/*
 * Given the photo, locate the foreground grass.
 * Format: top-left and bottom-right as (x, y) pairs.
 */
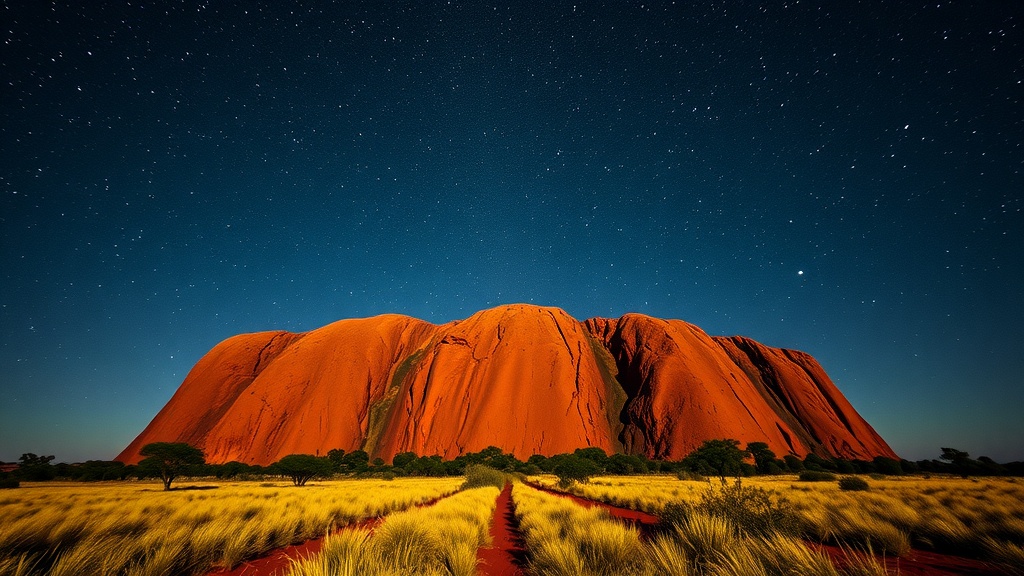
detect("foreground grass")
(513, 482), (883, 576)
(286, 485), (499, 576)
(0, 478), (461, 576)
(513, 482), (650, 575)
(534, 474), (1024, 569)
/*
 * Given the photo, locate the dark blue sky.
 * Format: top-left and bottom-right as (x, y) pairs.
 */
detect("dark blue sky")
(2, 2), (1021, 463)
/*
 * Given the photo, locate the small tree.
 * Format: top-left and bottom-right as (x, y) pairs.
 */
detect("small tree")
(339, 450), (369, 474)
(573, 447), (609, 471)
(392, 451), (417, 470)
(683, 439), (750, 479)
(606, 453), (648, 474)
(553, 454), (600, 487)
(273, 454), (333, 486)
(16, 453), (56, 481)
(138, 442), (205, 490)
(940, 447), (977, 477)
(746, 442), (778, 475)
(783, 454), (804, 472)
(872, 456), (903, 475)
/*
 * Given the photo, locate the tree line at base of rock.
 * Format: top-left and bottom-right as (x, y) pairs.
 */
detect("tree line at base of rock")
(3, 441), (1021, 490)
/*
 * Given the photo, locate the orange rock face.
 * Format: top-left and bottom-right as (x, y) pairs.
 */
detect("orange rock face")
(117, 304), (897, 465)
(585, 315), (898, 461)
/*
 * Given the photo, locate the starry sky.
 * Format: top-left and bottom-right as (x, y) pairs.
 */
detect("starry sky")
(2, 2), (1022, 464)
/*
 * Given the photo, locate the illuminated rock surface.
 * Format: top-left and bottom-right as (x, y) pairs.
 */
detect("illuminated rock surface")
(118, 304), (897, 464)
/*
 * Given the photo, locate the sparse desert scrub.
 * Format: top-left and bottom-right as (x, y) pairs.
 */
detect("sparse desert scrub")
(285, 485), (499, 576)
(514, 483), (849, 576)
(783, 476), (1024, 557)
(540, 474), (1024, 562)
(838, 477), (870, 492)
(0, 478), (461, 576)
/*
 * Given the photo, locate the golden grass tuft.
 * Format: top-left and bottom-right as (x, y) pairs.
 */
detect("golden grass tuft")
(982, 536), (1024, 576)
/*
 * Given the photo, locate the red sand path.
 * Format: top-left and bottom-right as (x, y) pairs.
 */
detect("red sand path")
(477, 484), (528, 576)
(204, 490), (452, 576)
(528, 482), (661, 536)
(812, 542), (1008, 576)
(205, 516), (383, 576)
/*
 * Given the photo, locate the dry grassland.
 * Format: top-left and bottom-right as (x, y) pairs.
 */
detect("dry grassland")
(513, 482), (886, 576)
(286, 485), (499, 576)
(0, 477), (461, 576)
(533, 474), (1024, 571)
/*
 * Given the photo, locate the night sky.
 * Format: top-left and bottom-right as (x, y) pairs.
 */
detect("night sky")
(2, 2), (1022, 464)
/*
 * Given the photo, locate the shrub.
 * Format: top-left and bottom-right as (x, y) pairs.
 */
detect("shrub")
(783, 454), (804, 472)
(799, 470), (837, 482)
(0, 477), (19, 489)
(461, 464), (507, 490)
(662, 479), (799, 538)
(552, 454), (600, 487)
(659, 501), (693, 528)
(839, 476), (870, 491)
(698, 479), (800, 537)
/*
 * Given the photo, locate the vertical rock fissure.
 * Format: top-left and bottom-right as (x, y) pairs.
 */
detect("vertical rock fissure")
(547, 310), (575, 362)
(252, 331), (288, 377)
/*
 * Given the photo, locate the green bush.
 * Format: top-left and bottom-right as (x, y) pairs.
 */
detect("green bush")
(700, 479), (800, 536)
(838, 476), (870, 491)
(798, 470), (837, 482)
(0, 477), (19, 489)
(271, 454), (333, 486)
(552, 454), (600, 488)
(659, 501), (693, 528)
(461, 464), (508, 490)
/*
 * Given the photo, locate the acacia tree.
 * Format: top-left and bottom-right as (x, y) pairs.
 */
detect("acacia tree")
(273, 454), (333, 486)
(17, 453), (56, 481)
(139, 442), (205, 490)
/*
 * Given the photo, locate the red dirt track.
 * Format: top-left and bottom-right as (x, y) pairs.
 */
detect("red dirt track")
(528, 482), (661, 536)
(812, 542), (1008, 576)
(206, 516), (383, 576)
(477, 484), (527, 576)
